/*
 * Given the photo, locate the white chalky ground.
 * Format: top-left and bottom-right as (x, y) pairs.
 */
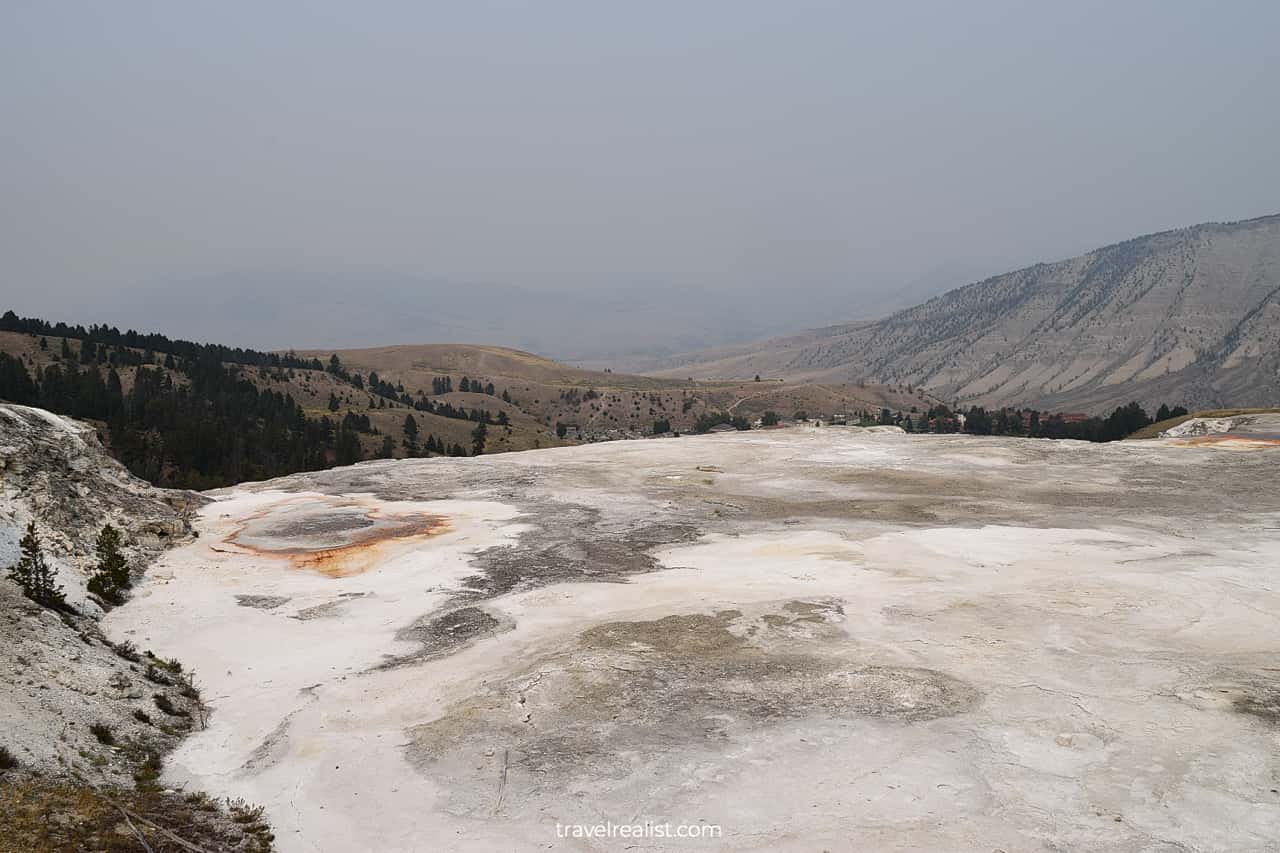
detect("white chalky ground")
(107, 429), (1280, 852)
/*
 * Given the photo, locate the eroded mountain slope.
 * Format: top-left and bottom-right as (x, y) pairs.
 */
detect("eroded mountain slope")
(653, 214), (1280, 412)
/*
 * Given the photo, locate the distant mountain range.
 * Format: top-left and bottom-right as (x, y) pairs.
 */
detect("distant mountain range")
(648, 215), (1280, 413)
(76, 274), (898, 366)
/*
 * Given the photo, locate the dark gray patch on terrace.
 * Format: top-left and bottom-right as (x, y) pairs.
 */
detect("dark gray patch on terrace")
(235, 595), (291, 610)
(1234, 685), (1280, 724)
(290, 597), (363, 621)
(380, 606), (512, 670)
(461, 501), (700, 597)
(1177, 677), (1280, 726)
(406, 603), (979, 814)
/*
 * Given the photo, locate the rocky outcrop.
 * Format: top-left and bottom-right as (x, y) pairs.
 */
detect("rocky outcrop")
(0, 404), (274, 849)
(0, 403), (205, 786)
(0, 404), (203, 612)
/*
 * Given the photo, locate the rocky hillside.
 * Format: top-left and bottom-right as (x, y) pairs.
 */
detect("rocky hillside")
(0, 404), (273, 850)
(0, 405), (201, 604)
(651, 214), (1280, 413)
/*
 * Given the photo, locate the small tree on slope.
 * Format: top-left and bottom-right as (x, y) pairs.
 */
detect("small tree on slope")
(87, 524), (131, 605)
(7, 522), (69, 611)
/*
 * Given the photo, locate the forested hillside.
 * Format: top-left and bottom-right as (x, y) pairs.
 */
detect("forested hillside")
(0, 312), (482, 488)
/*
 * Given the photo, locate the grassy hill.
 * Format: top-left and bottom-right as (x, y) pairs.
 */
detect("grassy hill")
(305, 343), (943, 440)
(0, 319), (937, 488)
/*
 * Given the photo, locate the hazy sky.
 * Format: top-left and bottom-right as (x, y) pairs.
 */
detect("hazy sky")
(3, 1), (1279, 353)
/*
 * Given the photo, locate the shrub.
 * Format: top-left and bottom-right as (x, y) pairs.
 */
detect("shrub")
(132, 709), (152, 725)
(0, 745), (18, 770)
(152, 694), (187, 717)
(133, 751), (162, 791)
(144, 664), (172, 685)
(153, 655), (183, 674)
(228, 798), (266, 824)
(184, 790), (217, 810)
(88, 723), (114, 745)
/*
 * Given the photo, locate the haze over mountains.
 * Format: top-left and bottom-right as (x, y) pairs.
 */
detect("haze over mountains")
(648, 215), (1280, 412)
(49, 269), (985, 366)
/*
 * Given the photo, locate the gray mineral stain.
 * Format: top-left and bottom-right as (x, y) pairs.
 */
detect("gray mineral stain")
(462, 502), (699, 596)
(1234, 685), (1280, 723)
(381, 606), (512, 669)
(235, 594), (292, 610)
(406, 602), (978, 813)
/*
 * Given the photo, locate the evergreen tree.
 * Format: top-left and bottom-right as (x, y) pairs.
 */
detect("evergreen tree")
(964, 407), (993, 435)
(471, 421), (488, 455)
(335, 426), (363, 466)
(7, 522), (68, 611)
(402, 414), (419, 455)
(87, 524), (130, 605)
(0, 353), (38, 403)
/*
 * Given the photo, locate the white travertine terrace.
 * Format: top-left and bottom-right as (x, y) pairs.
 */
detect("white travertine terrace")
(106, 429), (1280, 851)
